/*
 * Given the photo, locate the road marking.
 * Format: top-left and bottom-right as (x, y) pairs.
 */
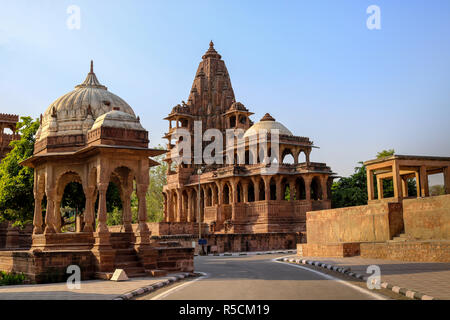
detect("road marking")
(273, 259), (386, 300)
(150, 272), (208, 300)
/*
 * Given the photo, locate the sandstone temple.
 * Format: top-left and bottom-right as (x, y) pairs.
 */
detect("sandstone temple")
(161, 42), (336, 249)
(0, 113), (19, 161)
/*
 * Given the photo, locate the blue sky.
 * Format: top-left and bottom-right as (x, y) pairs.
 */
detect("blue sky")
(1, 0), (449, 181)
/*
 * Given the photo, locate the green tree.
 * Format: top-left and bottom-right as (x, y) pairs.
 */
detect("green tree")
(0, 116), (39, 226)
(331, 162), (368, 208)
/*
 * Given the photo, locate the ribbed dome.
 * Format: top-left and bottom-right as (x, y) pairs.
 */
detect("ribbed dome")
(244, 113), (293, 138)
(36, 61), (136, 141)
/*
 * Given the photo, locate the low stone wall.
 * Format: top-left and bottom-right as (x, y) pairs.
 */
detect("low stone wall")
(297, 243), (361, 258)
(108, 222), (209, 236)
(360, 240), (450, 262)
(0, 250), (95, 283)
(0, 222), (32, 250)
(152, 232), (300, 254)
(305, 202), (403, 244)
(403, 194), (450, 240)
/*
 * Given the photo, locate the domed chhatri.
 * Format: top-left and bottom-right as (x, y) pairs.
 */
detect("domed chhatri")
(243, 113), (293, 138)
(34, 61), (144, 153)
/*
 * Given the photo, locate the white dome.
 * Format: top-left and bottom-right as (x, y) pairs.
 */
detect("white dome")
(91, 110), (144, 131)
(244, 113), (293, 138)
(37, 61), (136, 141)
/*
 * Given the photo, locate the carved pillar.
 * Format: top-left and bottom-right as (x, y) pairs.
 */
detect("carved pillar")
(293, 150), (300, 165)
(304, 176), (312, 201)
(320, 176), (328, 200)
(305, 149), (311, 166)
(415, 171), (421, 198)
(122, 187), (133, 232)
(54, 200), (61, 233)
(44, 188), (56, 234)
(136, 183), (149, 233)
(231, 180), (238, 220)
(289, 179), (296, 201)
(275, 176), (283, 201)
(242, 181), (249, 203)
(33, 191), (43, 234)
(187, 189), (193, 222)
(216, 182), (223, 223)
(96, 183), (109, 234)
(263, 176), (271, 201)
(253, 178), (260, 201)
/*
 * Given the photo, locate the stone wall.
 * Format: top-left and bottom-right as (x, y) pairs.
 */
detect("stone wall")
(360, 241), (450, 262)
(108, 222), (209, 236)
(0, 222), (32, 250)
(305, 202), (403, 244)
(152, 232), (300, 254)
(402, 194), (450, 240)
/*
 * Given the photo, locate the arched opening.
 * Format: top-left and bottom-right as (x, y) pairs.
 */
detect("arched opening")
(311, 176), (322, 201)
(56, 171), (85, 233)
(191, 189), (197, 222)
(269, 177), (277, 200)
(295, 177), (306, 200)
(239, 115), (247, 125)
(248, 181), (255, 202)
(207, 187), (212, 206)
(298, 151), (306, 163)
(281, 178), (290, 200)
(223, 184), (230, 204)
(259, 179), (265, 200)
(229, 116), (236, 128)
(282, 149), (294, 164)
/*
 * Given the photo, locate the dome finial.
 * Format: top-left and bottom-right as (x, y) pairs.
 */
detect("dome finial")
(209, 40), (214, 48)
(90, 60), (94, 73)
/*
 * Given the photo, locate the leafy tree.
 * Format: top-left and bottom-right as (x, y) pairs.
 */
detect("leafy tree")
(146, 147), (167, 222)
(331, 162), (368, 208)
(0, 117), (39, 226)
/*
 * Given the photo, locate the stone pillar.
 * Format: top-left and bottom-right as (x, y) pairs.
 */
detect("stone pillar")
(293, 150), (299, 165)
(402, 177), (409, 198)
(122, 187), (133, 232)
(444, 167), (450, 195)
(212, 186), (218, 206)
(216, 182), (223, 223)
(304, 176), (312, 201)
(415, 171), (421, 198)
(44, 188), (56, 234)
(377, 177), (384, 200)
(419, 166), (429, 197)
(242, 182), (249, 203)
(253, 178), (260, 201)
(136, 183), (149, 233)
(262, 176), (271, 201)
(96, 183), (109, 233)
(289, 179), (296, 201)
(305, 149), (311, 166)
(392, 162), (402, 200)
(176, 190), (182, 222)
(366, 168), (375, 201)
(275, 176), (283, 201)
(320, 176), (328, 200)
(231, 180), (238, 220)
(33, 192), (43, 234)
(83, 187), (95, 232)
(54, 200), (61, 233)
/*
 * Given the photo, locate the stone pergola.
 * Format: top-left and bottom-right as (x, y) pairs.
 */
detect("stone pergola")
(364, 155), (450, 202)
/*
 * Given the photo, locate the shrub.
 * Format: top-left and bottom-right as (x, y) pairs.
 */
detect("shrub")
(0, 271), (26, 286)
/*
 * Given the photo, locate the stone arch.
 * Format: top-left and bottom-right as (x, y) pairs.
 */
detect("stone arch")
(281, 177), (290, 200)
(248, 180), (255, 202)
(282, 148), (294, 164)
(311, 176), (322, 200)
(237, 182), (243, 203)
(55, 171), (85, 233)
(295, 177), (306, 200)
(223, 183), (230, 204)
(258, 178), (265, 201)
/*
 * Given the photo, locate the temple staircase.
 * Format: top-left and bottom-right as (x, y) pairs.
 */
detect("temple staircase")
(110, 233), (147, 277)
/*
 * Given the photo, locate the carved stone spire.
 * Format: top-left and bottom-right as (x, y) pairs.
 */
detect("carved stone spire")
(76, 60), (107, 90)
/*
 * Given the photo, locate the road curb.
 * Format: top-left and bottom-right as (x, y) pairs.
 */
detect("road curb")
(208, 250), (296, 257)
(278, 257), (437, 301)
(113, 272), (197, 300)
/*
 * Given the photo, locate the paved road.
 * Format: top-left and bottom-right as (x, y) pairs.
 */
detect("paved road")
(142, 254), (385, 300)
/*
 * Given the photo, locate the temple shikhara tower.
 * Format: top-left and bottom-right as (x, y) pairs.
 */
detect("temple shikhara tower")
(163, 42), (336, 235)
